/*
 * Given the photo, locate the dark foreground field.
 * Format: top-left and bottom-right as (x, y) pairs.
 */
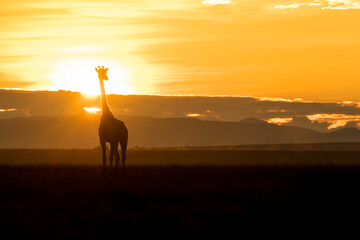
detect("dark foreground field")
(1, 149), (360, 237)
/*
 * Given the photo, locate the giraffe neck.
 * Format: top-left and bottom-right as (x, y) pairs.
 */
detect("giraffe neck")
(99, 79), (110, 113)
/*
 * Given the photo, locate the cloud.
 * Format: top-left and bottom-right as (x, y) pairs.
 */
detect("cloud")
(1, 0), (359, 99)
(3, 88), (360, 133)
(202, 0), (232, 4)
(0, 55), (39, 63)
(0, 8), (72, 18)
(0, 72), (36, 88)
(0, 108), (30, 118)
(272, 114), (360, 132)
(275, 3), (308, 9)
(0, 108), (17, 112)
(283, 116), (331, 132)
(0, 81), (36, 88)
(306, 113), (360, 129)
(3, 89), (360, 133)
(267, 118), (293, 124)
(256, 97), (306, 103)
(186, 113), (205, 117)
(275, 0), (360, 10)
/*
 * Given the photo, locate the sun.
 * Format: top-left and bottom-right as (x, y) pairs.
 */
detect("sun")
(46, 57), (137, 96)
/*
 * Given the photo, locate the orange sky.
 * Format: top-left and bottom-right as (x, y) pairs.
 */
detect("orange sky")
(0, 0), (359, 100)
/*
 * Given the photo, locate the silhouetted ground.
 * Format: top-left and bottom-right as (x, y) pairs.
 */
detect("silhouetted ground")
(1, 150), (360, 237)
(2, 149), (360, 166)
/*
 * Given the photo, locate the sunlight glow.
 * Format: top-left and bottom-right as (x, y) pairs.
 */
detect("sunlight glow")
(46, 57), (137, 96)
(84, 107), (101, 114)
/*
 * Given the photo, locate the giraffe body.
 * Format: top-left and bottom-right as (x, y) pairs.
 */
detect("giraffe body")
(96, 66), (128, 176)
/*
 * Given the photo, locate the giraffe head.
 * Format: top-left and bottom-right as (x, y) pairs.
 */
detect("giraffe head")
(95, 66), (109, 81)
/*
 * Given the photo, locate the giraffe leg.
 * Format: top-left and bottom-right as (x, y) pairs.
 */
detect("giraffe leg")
(112, 142), (120, 176)
(121, 148), (126, 176)
(120, 134), (127, 176)
(101, 140), (106, 176)
(109, 144), (114, 174)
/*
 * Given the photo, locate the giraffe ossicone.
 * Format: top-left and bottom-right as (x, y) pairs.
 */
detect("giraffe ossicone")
(95, 66), (109, 81)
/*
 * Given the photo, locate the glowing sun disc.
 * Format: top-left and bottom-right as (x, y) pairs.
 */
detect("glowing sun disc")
(46, 57), (136, 95)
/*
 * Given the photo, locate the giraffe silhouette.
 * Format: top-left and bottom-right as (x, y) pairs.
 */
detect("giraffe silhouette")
(95, 66), (128, 176)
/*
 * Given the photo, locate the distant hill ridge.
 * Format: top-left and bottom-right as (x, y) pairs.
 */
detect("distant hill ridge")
(1, 115), (360, 148)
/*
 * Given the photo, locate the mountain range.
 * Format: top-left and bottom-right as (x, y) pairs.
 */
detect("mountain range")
(1, 115), (360, 148)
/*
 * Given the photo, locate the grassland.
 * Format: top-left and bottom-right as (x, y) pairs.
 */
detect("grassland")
(1, 149), (360, 237)
(2, 148), (360, 166)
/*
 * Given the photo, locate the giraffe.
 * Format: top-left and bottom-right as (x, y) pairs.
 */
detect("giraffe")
(95, 66), (128, 176)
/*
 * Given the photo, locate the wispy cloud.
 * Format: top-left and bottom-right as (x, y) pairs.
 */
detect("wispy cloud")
(186, 113), (205, 117)
(202, 0), (232, 5)
(275, 0), (360, 10)
(1, 0), (359, 99)
(256, 97), (307, 103)
(0, 108), (16, 112)
(270, 113), (360, 131)
(306, 113), (360, 129)
(267, 118), (293, 124)
(0, 72), (35, 88)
